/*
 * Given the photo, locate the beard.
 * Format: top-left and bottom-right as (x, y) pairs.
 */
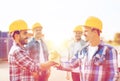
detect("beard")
(19, 37), (28, 45)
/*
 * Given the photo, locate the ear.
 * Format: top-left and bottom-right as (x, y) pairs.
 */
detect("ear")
(93, 30), (100, 36)
(91, 29), (97, 33)
(14, 33), (20, 39)
(94, 30), (98, 34)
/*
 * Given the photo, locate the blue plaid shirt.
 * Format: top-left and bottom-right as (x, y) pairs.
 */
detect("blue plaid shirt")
(62, 41), (119, 81)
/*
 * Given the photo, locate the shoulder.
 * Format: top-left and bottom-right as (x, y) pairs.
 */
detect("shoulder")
(66, 39), (75, 48)
(9, 44), (25, 56)
(80, 39), (87, 46)
(28, 38), (35, 43)
(99, 42), (118, 55)
(101, 42), (116, 51)
(79, 43), (89, 54)
(26, 38), (39, 48)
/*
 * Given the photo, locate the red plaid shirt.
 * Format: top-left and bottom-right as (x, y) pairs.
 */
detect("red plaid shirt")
(8, 42), (40, 81)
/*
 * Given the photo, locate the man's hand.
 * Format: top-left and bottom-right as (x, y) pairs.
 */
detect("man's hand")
(54, 64), (72, 71)
(32, 72), (40, 80)
(40, 61), (57, 71)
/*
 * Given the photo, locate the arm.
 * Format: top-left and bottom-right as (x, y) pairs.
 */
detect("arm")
(14, 50), (40, 72)
(14, 50), (55, 72)
(57, 52), (81, 71)
(109, 48), (119, 80)
(104, 47), (119, 80)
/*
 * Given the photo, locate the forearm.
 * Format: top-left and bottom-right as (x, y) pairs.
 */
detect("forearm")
(40, 61), (57, 71)
(57, 58), (80, 71)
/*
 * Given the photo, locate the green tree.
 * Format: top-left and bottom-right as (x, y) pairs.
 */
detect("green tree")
(114, 32), (120, 44)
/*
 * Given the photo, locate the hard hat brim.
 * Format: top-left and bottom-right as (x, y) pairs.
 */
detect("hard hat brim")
(80, 25), (102, 32)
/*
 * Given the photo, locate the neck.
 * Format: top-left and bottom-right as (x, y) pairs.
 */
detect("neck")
(15, 40), (24, 48)
(75, 38), (81, 42)
(35, 37), (40, 40)
(34, 36), (42, 40)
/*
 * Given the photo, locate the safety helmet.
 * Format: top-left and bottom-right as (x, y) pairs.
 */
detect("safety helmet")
(32, 22), (42, 30)
(84, 16), (102, 32)
(9, 19), (28, 33)
(73, 25), (83, 32)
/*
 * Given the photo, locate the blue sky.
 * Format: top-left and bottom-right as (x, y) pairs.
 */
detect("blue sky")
(0, 0), (120, 42)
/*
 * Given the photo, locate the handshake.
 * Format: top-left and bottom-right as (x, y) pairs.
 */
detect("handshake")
(32, 51), (61, 79)
(40, 50), (61, 71)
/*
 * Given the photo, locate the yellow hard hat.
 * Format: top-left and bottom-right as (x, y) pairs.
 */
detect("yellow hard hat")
(73, 25), (83, 32)
(84, 16), (102, 32)
(32, 22), (42, 30)
(9, 19), (28, 33)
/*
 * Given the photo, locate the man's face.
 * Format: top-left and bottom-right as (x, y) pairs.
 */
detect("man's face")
(33, 27), (43, 39)
(83, 26), (94, 41)
(74, 31), (82, 41)
(19, 30), (28, 45)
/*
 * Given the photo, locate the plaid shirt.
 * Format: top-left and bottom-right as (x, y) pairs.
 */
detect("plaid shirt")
(68, 39), (86, 73)
(8, 42), (40, 81)
(62, 41), (119, 81)
(26, 38), (49, 63)
(26, 38), (50, 81)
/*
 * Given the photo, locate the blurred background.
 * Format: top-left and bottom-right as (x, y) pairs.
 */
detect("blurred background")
(0, 0), (120, 81)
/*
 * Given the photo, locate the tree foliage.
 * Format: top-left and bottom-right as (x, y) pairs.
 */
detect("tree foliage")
(114, 32), (120, 44)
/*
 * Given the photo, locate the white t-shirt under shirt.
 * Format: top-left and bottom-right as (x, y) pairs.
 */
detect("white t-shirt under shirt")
(37, 40), (45, 63)
(88, 45), (98, 62)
